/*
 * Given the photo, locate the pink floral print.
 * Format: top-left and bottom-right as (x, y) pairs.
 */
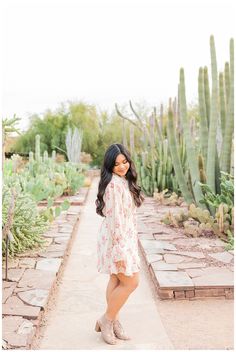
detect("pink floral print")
(97, 173), (141, 277)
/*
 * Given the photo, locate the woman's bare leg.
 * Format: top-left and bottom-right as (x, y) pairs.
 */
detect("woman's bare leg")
(105, 272), (139, 321)
(106, 274), (120, 319)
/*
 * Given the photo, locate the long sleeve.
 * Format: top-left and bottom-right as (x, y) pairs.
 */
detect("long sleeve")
(104, 180), (128, 262)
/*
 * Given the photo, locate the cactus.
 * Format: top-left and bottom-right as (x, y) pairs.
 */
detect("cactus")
(43, 150), (48, 162)
(203, 66), (211, 127)
(35, 134), (41, 163)
(65, 127), (83, 163)
(198, 67), (208, 164)
(183, 223), (201, 237)
(179, 69), (205, 207)
(52, 150), (56, 162)
(2, 185), (48, 257)
(167, 100), (194, 204)
(224, 62), (230, 106)
(219, 71), (226, 137)
(220, 38), (234, 173)
(206, 36), (219, 193)
(29, 151), (34, 163)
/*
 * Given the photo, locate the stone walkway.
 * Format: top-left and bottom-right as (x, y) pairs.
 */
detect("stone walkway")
(32, 176), (173, 349)
(137, 198), (234, 300)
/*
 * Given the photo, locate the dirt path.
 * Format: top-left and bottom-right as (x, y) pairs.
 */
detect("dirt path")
(33, 177), (234, 350)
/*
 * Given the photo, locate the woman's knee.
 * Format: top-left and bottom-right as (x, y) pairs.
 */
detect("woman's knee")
(110, 274), (119, 284)
(117, 272), (140, 291)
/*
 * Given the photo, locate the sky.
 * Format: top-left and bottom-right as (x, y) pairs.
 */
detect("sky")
(1, 0), (235, 131)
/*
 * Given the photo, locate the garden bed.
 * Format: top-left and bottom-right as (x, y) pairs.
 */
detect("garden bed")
(2, 186), (90, 350)
(137, 197), (234, 300)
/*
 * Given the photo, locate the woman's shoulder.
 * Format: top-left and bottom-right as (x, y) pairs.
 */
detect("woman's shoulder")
(106, 174), (125, 191)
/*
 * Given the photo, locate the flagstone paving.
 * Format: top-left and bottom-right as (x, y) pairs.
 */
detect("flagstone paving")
(2, 186), (90, 350)
(137, 197), (234, 300)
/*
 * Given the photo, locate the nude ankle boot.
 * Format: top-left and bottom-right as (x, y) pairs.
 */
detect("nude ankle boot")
(113, 320), (131, 340)
(95, 314), (118, 345)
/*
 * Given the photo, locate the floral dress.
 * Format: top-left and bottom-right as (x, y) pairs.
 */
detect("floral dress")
(97, 173), (141, 277)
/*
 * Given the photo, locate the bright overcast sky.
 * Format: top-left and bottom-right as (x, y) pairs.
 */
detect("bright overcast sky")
(2, 0), (235, 131)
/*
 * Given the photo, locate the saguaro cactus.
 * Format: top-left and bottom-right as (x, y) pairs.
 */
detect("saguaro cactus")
(167, 100), (194, 204)
(179, 68), (205, 207)
(198, 67), (209, 164)
(206, 35), (219, 193)
(35, 134), (41, 163)
(220, 38), (234, 173)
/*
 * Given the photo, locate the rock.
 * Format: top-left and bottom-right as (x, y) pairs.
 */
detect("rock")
(2, 316), (24, 331)
(154, 271), (194, 289)
(151, 261), (178, 271)
(146, 254), (163, 264)
(18, 258), (36, 269)
(3, 332), (28, 348)
(5, 296), (25, 306)
(59, 225), (74, 233)
(17, 320), (34, 334)
(185, 268), (204, 278)
(169, 251), (206, 259)
(54, 237), (70, 244)
(39, 251), (65, 258)
(18, 269), (56, 290)
(18, 289), (49, 307)
(140, 239), (176, 251)
(164, 254), (193, 264)
(36, 258), (62, 272)
(2, 304), (40, 318)
(5, 268), (25, 282)
(140, 247), (165, 254)
(2, 282), (17, 303)
(138, 234), (155, 240)
(177, 262), (206, 269)
(192, 268), (233, 287)
(208, 252), (233, 264)
(47, 244), (67, 252)
(153, 234), (183, 241)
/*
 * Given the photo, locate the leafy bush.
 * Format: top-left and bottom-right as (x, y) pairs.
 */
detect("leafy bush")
(2, 185), (49, 257)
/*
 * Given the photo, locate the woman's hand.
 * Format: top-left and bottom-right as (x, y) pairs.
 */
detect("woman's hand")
(115, 260), (126, 271)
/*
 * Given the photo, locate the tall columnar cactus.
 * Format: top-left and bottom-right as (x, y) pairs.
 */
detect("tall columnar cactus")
(65, 127), (83, 163)
(29, 151), (34, 163)
(129, 124), (135, 157)
(28, 151), (34, 175)
(220, 38), (234, 173)
(43, 150), (48, 162)
(224, 62), (230, 106)
(198, 67), (209, 164)
(179, 68), (206, 207)
(219, 71), (226, 137)
(167, 101), (194, 203)
(52, 150), (56, 162)
(206, 36), (219, 193)
(203, 66), (211, 127)
(35, 134), (41, 163)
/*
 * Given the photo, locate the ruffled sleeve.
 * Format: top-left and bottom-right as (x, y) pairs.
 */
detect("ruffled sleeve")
(104, 180), (128, 262)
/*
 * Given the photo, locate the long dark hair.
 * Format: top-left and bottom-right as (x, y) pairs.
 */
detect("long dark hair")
(95, 143), (144, 217)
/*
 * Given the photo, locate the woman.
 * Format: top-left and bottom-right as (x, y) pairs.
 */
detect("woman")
(95, 143), (144, 345)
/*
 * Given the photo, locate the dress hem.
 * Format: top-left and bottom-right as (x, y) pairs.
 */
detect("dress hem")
(98, 268), (140, 277)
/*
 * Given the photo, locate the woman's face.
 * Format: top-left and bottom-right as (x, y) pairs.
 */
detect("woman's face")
(113, 154), (130, 177)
